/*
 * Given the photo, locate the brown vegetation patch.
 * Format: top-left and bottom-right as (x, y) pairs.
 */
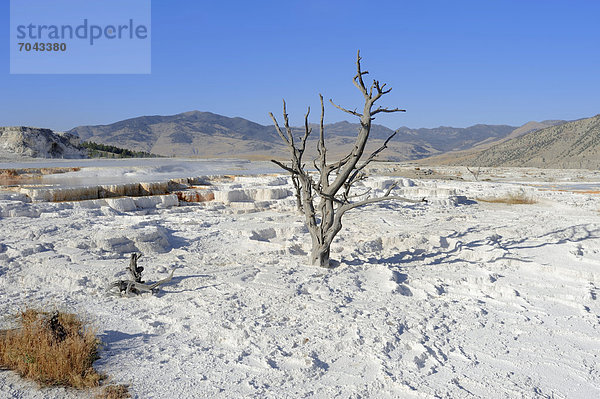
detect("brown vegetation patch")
(573, 190), (600, 195)
(476, 192), (538, 205)
(0, 169), (31, 185)
(537, 188), (600, 195)
(96, 384), (131, 399)
(0, 169), (18, 177)
(0, 167), (80, 186)
(208, 175), (235, 183)
(0, 309), (103, 388)
(175, 190), (215, 202)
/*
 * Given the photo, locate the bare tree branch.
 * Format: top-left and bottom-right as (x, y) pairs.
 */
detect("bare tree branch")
(327, 153), (353, 173)
(371, 106), (406, 115)
(329, 99), (363, 117)
(353, 50), (369, 97)
(299, 107), (311, 156)
(317, 95), (327, 169)
(341, 186), (373, 201)
(347, 131), (398, 188)
(269, 112), (290, 145)
(281, 100), (294, 148)
(270, 159), (296, 174)
(370, 80), (393, 102)
(383, 182), (398, 196)
(313, 159), (321, 173)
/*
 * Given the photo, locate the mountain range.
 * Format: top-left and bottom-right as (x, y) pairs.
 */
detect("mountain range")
(67, 111), (517, 161)
(420, 119), (567, 165)
(4, 110), (599, 169)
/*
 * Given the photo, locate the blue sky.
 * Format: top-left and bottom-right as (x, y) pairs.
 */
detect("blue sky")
(1, 0), (599, 131)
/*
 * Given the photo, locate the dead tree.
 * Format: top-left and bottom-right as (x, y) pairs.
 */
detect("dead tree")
(466, 166), (482, 181)
(270, 51), (425, 267)
(107, 253), (174, 296)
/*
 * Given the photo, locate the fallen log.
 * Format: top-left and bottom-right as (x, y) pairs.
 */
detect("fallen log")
(107, 253), (175, 296)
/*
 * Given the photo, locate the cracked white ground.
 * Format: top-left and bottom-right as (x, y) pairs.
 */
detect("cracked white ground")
(0, 163), (599, 398)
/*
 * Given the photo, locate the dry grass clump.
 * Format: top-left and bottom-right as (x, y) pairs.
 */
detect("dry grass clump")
(96, 384), (131, 399)
(0, 308), (103, 388)
(477, 192), (538, 205)
(0, 167), (81, 186)
(0, 169), (25, 185)
(0, 169), (18, 177)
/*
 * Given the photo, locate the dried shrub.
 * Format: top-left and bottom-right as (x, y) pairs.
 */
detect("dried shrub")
(0, 169), (18, 177)
(0, 169), (24, 185)
(477, 192), (537, 205)
(175, 190), (215, 202)
(96, 384), (131, 399)
(0, 309), (103, 388)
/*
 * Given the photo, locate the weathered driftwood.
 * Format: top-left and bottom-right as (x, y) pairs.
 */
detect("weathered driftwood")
(107, 253), (175, 296)
(270, 50), (426, 267)
(129, 253), (144, 283)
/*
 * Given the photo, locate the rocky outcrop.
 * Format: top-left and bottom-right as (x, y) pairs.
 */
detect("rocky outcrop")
(0, 126), (87, 159)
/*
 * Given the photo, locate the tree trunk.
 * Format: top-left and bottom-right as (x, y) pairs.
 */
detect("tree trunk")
(291, 174), (302, 213)
(310, 244), (331, 268)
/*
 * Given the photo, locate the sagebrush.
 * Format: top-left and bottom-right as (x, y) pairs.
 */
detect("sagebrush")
(0, 308), (103, 388)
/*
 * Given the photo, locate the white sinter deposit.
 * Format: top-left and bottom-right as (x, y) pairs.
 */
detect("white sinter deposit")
(0, 163), (599, 398)
(0, 127), (86, 159)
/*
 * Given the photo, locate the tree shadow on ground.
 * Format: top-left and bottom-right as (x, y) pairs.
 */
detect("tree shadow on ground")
(342, 223), (600, 268)
(94, 330), (159, 367)
(156, 274), (223, 297)
(100, 330), (156, 346)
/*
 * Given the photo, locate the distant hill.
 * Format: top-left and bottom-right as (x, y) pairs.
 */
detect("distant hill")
(394, 124), (516, 152)
(503, 120), (567, 141)
(67, 111), (518, 161)
(0, 126), (86, 159)
(68, 111), (281, 158)
(421, 119), (567, 165)
(466, 115), (600, 169)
